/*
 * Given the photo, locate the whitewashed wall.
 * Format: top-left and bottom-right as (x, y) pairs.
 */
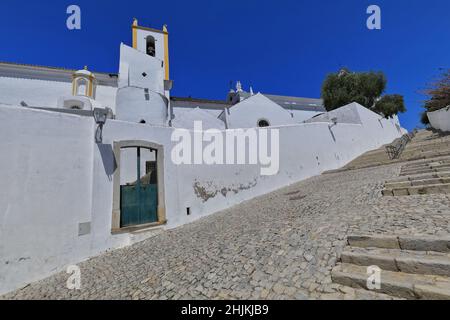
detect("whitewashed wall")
(427, 106), (450, 132)
(171, 108), (226, 130)
(0, 102), (404, 294)
(306, 102), (362, 124)
(227, 93), (296, 128)
(0, 77), (117, 111)
(291, 109), (322, 123)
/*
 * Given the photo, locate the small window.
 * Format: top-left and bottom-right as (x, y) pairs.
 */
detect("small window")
(146, 36), (156, 57)
(257, 119), (270, 127)
(77, 78), (87, 96)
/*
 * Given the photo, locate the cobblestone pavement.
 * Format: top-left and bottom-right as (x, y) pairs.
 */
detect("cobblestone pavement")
(3, 163), (450, 300)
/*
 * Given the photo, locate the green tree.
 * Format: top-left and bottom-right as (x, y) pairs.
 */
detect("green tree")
(374, 95), (406, 119)
(321, 69), (406, 118)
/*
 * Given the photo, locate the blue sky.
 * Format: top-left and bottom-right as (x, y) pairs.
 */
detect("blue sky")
(0, 0), (449, 130)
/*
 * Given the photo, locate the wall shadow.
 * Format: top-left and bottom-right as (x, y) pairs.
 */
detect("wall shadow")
(97, 143), (117, 181)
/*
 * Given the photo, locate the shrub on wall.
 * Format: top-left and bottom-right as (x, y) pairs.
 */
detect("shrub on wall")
(422, 69), (450, 112)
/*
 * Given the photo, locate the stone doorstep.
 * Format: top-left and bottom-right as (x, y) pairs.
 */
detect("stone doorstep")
(340, 247), (450, 277)
(382, 182), (450, 196)
(347, 234), (450, 253)
(331, 263), (450, 300)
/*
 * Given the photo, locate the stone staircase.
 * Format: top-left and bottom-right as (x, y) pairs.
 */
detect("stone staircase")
(327, 129), (450, 173)
(325, 129), (450, 196)
(331, 234), (450, 299)
(382, 156), (450, 196)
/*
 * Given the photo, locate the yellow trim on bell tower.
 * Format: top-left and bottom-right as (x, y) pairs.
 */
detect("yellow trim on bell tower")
(163, 24), (170, 81)
(132, 18), (138, 49)
(131, 19), (170, 80)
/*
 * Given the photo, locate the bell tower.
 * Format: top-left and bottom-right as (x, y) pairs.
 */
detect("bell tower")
(132, 19), (170, 81)
(115, 19), (172, 126)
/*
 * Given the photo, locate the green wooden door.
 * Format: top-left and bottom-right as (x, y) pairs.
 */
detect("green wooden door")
(120, 147), (158, 227)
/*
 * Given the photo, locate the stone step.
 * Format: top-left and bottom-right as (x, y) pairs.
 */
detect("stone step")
(412, 138), (450, 146)
(384, 177), (450, 189)
(347, 152), (450, 172)
(401, 148), (450, 158)
(340, 247), (450, 277)
(400, 169), (450, 177)
(347, 234), (450, 252)
(402, 143), (450, 155)
(382, 182), (450, 196)
(403, 159), (450, 170)
(319, 285), (403, 300)
(325, 131), (450, 173)
(401, 167), (450, 176)
(400, 148), (450, 159)
(400, 166), (450, 176)
(401, 154), (450, 166)
(386, 171), (450, 183)
(409, 134), (450, 144)
(402, 162), (450, 172)
(406, 138), (450, 147)
(331, 263), (450, 299)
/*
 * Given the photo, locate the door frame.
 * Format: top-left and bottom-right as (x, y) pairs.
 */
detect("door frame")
(112, 140), (166, 232)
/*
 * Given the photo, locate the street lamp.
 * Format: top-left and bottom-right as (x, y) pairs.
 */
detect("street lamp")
(93, 108), (109, 144)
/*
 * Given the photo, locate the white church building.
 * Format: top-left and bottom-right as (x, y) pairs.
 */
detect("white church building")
(0, 20), (406, 294)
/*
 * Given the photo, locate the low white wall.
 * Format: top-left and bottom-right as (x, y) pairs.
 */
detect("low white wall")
(305, 102), (362, 124)
(428, 106), (450, 132)
(0, 102), (404, 294)
(0, 77), (117, 112)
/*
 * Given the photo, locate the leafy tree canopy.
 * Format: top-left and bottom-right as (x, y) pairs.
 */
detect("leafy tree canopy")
(374, 94), (406, 119)
(321, 69), (406, 118)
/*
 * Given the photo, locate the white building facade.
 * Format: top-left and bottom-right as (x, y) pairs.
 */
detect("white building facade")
(0, 20), (406, 294)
